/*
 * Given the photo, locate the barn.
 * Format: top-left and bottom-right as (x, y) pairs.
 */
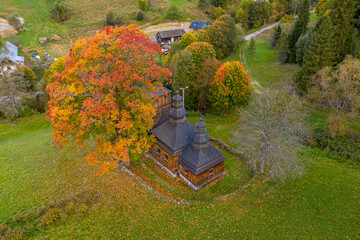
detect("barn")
(156, 29), (185, 45)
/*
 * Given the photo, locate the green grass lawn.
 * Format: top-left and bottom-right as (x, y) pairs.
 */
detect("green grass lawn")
(1, 115), (360, 238)
(244, 41), (300, 87)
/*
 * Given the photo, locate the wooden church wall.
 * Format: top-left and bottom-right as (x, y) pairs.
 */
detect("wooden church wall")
(149, 142), (179, 174)
(181, 162), (224, 187)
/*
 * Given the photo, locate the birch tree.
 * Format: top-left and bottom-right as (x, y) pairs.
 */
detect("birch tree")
(233, 85), (310, 182)
(309, 56), (360, 138)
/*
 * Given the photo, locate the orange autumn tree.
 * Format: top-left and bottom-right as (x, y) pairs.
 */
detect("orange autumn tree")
(46, 25), (171, 174)
(210, 61), (251, 111)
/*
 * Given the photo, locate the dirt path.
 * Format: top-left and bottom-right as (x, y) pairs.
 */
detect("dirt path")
(239, 42), (264, 94)
(141, 21), (191, 35)
(0, 18), (8, 24)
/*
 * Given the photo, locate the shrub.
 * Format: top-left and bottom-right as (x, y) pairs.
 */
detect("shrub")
(106, 11), (125, 26)
(0, 223), (8, 235)
(12, 214), (25, 223)
(77, 203), (89, 213)
(19, 65), (37, 90)
(138, 0), (149, 11)
(280, 14), (294, 23)
(211, 0), (228, 8)
(64, 202), (76, 214)
(165, 5), (180, 20)
(198, 0), (208, 8)
(136, 11), (145, 21)
(8, 35), (21, 47)
(1, 227), (26, 240)
(7, 13), (21, 30)
(38, 208), (67, 227)
(51, 0), (71, 23)
(313, 128), (360, 162)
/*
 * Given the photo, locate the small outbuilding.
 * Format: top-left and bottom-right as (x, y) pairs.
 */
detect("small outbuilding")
(156, 29), (185, 45)
(39, 37), (47, 44)
(50, 33), (61, 41)
(0, 41), (24, 64)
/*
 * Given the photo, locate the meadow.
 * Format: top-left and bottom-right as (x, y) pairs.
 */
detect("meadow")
(1, 13), (360, 239)
(1, 40), (360, 236)
(0, 0), (204, 55)
(1, 113), (360, 238)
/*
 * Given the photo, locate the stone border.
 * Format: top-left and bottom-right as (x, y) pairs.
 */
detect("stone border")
(209, 136), (246, 159)
(179, 171), (226, 191)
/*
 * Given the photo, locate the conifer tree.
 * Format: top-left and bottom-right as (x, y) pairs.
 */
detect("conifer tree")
(276, 32), (289, 64)
(298, 0), (357, 92)
(327, 0), (357, 64)
(248, 38), (256, 61)
(288, 0), (310, 63)
(270, 25), (282, 49)
(295, 31), (314, 66)
(297, 17), (334, 91)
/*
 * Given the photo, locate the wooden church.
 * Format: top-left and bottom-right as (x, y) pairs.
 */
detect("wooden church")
(146, 89), (225, 191)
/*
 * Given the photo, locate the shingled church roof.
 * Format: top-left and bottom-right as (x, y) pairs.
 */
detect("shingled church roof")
(150, 92), (195, 151)
(151, 92), (224, 175)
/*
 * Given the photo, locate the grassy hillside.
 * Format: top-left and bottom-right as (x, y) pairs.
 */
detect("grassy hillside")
(1, 114), (360, 239)
(0, 0), (205, 52)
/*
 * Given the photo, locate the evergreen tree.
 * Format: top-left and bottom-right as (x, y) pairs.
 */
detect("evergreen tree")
(327, 0), (357, 64)
(136, 11), (144, 21)
(298, 0), (357, 92)
(297, 17), (334, 92)
(248, 38), (256, 61)
(276, 32), (289, 64)
(296, 31), (314, 65)
(288, 0), (310, 63)
(270, 25), (282, 49)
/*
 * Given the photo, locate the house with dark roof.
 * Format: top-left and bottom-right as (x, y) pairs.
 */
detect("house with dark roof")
(156, 29), (185, 45)
(189, 21), (211, 31)
(147, 91), (225, 191)
(0, 41), (24, 64)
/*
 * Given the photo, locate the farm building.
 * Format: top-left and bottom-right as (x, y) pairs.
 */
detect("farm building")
(39, 37), (47, 44)
(156, 29), (185, 45)
(0, 41), (24, 64)
(147, 91), (225, 191)
(50, 33), (61, 41)
(189, 21), (211, 31)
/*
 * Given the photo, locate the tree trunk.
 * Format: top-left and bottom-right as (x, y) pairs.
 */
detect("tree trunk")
(259, 144), (268, 174)
(259, 154), (265, 174)
(9, 87), (19, 118)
